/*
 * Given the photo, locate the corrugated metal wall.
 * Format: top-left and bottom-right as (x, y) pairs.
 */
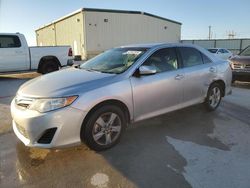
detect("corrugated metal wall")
(182, 39), (250, 54)
(36, 12), (84, 56)
(54, 12), (84, 56)
(36, 25), (56, 46)
(85, 11), (181, 58)
(36, 10), (181, 59)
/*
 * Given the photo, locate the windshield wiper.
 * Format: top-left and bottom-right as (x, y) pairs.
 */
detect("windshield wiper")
(81, 68), (99, 72)
(81, 68), (115, 74)
(98, 70), (116, 74)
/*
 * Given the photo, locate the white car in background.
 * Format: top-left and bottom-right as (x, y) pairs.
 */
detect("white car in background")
(208, 48), (233, 60)
(0, 33), (73, 74)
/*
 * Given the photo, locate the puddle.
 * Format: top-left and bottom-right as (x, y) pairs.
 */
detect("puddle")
(166, 115), (250, 188)
(0, 104), (12, 135)
(91, 173), (110, 188)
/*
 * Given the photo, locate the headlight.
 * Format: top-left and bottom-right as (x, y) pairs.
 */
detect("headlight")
(228, 60), (234, 69)
(28, 96), (78, 113)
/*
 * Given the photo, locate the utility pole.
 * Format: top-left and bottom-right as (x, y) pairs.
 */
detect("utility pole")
(208, 26), (212, 40)
(228, 31), (236, 39)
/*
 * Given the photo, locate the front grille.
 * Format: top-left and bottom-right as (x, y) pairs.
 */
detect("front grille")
(232, 63), (250, 71)
(17, 103), (30, 108)
(37, 128), (57, 144)
(246, 64), (250, 69)
(16, 123), (29, 139)
(15, 96), (34, 110)
(232, 63), (242, 69)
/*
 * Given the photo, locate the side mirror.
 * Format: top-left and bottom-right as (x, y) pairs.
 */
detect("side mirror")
(139, 65), (157, 75)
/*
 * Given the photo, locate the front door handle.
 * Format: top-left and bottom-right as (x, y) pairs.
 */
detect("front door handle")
(175, 74), (184, 80)
(209, 67), (217, 73)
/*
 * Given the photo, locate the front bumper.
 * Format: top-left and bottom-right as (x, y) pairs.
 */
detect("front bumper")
(232, 70), (250, 81)
(11, 99), (87, 148)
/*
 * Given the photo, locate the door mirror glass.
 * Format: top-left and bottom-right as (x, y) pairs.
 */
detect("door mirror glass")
(139, 65), (157, 75)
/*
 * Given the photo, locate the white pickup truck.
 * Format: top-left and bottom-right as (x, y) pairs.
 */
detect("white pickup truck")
(0, 33), (73, 74)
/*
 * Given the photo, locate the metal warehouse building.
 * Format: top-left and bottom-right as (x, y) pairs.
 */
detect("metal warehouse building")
(36, 8), (181, 60)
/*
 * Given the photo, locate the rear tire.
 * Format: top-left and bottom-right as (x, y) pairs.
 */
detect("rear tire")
(81, 105), (126, 151)
(41, 61), (59, 74)
(204, 83), (222, 111)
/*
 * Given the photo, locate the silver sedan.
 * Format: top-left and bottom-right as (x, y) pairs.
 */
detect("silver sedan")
(11, 43), (232, 151)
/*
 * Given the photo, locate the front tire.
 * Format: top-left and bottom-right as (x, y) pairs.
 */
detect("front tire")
(81, 105), (126, 151)
(204, 83), (222, 111)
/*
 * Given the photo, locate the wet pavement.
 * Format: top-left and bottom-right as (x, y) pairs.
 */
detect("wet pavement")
(0, 73), (250, 188)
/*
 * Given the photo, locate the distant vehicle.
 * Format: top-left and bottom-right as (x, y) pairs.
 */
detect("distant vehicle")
(0, 33), (73, 74)
(229, 45), (250, 82)
(208, 48), (233, 60)
(11, 43), (232, 151)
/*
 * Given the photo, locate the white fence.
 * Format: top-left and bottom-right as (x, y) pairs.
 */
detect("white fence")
(181, 39), (250, 54)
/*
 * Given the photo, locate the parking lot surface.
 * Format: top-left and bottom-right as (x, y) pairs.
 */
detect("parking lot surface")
(0, 72), (250, 188)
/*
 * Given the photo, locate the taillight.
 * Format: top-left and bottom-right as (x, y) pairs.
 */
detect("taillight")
(68, 48), (73, 56)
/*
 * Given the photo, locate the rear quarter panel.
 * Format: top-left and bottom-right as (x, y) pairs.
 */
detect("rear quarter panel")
(29, 46), (71, 69)
(215, 60), (232, 95)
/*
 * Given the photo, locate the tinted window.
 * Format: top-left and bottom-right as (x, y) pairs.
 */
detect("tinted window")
(202, 54), (212, 64)
(179, 47), (203, 67)
(208, 49), (218, 53)
(218, 49), (224, 53)
(143, 48), (178, 73)
(222, 49), (229, 53)
(0, 35), (21, 48)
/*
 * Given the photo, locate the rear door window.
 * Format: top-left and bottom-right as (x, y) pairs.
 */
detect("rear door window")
(0, 35), (21, 48)
(202, 54), (212, 64)
(222, 49), (229, 53)
(179, 47), (204, 67)
(218, 49), (224, 53)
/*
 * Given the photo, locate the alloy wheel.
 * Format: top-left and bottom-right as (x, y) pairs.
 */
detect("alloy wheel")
(208, 86), (221, 108)
(92, 112), (122, 146)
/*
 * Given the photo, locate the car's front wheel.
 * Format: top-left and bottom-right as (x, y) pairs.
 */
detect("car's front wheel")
(81, 105), (126, 151)
(204, 83), (222, 111)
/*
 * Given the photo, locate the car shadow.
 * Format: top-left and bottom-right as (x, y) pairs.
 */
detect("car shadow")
(0, 77), (31, 105)
(11, 104), (230, 188)
(101, 104), (229, 188)
(232, 81), (250, 89)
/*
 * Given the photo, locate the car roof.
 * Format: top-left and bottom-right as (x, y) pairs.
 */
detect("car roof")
(119, 43), (220, 62)
(208, 48), (220, 50)
(120, 43), (205, 49)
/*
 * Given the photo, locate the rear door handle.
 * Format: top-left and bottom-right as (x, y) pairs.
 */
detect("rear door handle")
(209, 67), (217, 73)
(175, 74), (184, 80)
(15, 50), (23, 54)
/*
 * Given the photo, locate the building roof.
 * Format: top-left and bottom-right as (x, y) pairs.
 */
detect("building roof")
(36, 8), (182, 31)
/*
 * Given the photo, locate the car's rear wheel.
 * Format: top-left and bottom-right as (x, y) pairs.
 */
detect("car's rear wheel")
(204, 83), (222, 111)
(82, 105), (126, 151)
(41, 61), (59, 74)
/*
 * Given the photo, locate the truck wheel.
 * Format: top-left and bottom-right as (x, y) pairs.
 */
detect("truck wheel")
(41, 61), (59, 74)
(204, 83), (222, 111)
(81, 105), (126, 151)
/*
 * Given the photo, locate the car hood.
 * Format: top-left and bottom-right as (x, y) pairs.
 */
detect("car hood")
(17, 68), (117, 98)
(230, 55), (250, 64)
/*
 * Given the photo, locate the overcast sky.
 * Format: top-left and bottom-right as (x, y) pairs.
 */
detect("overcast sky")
(0, 0), (249, 45)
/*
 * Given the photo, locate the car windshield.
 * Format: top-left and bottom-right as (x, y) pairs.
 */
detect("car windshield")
(208, 49), (218, 53)
(239, 46), (250, 56)
(80, 47), (148, 74)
